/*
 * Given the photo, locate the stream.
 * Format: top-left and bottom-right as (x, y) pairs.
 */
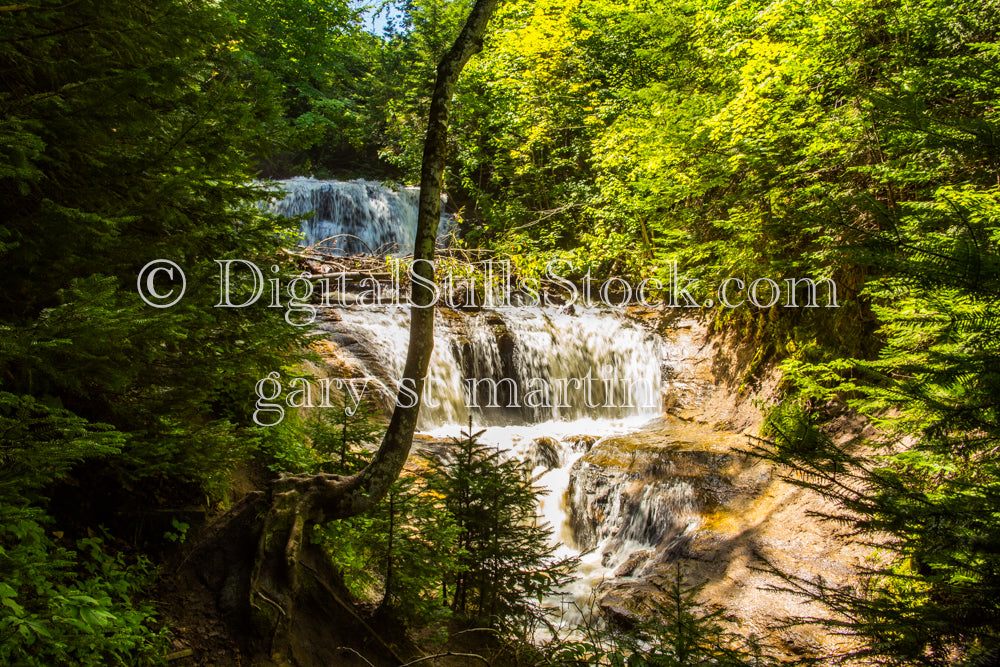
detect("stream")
(273, 178), (747, 635)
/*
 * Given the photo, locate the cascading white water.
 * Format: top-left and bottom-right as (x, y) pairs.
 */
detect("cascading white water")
(571, 479), (699, 555)
(270, 177), (455, 255)
(297, 177), (704, 637)
(502, 308), (661, 423)
(331, 306), (662, 428)
(327, 303), (700, 636)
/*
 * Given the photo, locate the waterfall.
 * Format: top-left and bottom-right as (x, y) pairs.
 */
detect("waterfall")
(329, 305), (663, 428)
(326, 303), (686, 635)
(270, 177), (455, 255)
(570, 478), (699, 556)
(300, 179), (712, 638)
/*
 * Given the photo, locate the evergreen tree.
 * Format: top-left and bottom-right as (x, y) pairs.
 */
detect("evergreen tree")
(629, 566), (780, 667)
(429, 423), (576, 632)
(0, 0), (306, 489)
(744, 0), (1000, 661)
(378, 0), (472, 178)
(0, 1), (305, 661)
(225, 0), (389, 175)
(311, 396), (461, 628)
(307, 393), (383, 474)
(316, 469), (463, 628)
(549, 565), (779, 666)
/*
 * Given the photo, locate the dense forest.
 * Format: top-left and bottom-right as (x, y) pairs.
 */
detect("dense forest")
(1, 0), (998, 665)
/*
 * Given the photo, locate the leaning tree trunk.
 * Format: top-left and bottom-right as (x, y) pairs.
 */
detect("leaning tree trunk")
(246, 0), (501, 660)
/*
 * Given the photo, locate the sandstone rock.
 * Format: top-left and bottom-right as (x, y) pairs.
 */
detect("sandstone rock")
(526, 436), (561, 471)
(614, 549), (652, 577)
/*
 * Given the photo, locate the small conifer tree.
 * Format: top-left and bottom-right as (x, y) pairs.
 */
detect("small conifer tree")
(429, 422), (576, 632)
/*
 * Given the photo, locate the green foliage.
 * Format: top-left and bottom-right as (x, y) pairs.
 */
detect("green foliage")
(316, 423), (576, 637)
(546, 566), (779, 666)
(0, 511), (168, 667)
(1, 0), (308, 490)
(429, 424), (576, 634)
(0, 1), (311, 661)
(444, 0), (995, 362)
(312, 396), (460, 628)
(376, 0), (472, 176)
(317, 469), (462, 628)
(0, 393), (167, 664)
(753, 185), (1000, 662)
(225, 0), (389, 174)
(163, 519), (190, 544)
(308, 393), (384, 474)
(0, 392), (124, 500)
(623, 566), (777, 666)
(223, 0), (480, 178)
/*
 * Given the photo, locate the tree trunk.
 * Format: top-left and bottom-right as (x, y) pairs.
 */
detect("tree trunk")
(381, 490), (396, 612)
(246, 0), (501, 658)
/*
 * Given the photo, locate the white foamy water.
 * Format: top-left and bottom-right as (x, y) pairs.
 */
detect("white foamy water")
(325, 304), (695, 638)
(423, 416), (658, 636)
(270, 178), (454, 255)
(332, 306), (663, 428)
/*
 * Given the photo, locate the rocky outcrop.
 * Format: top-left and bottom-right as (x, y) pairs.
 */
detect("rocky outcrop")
(566, 418), (769, 576)
(558, 413), (867, 659)
(526, 436), (562, 471)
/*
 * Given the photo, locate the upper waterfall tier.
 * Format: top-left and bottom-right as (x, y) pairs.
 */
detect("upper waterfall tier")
(271, 177), (455, 255)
